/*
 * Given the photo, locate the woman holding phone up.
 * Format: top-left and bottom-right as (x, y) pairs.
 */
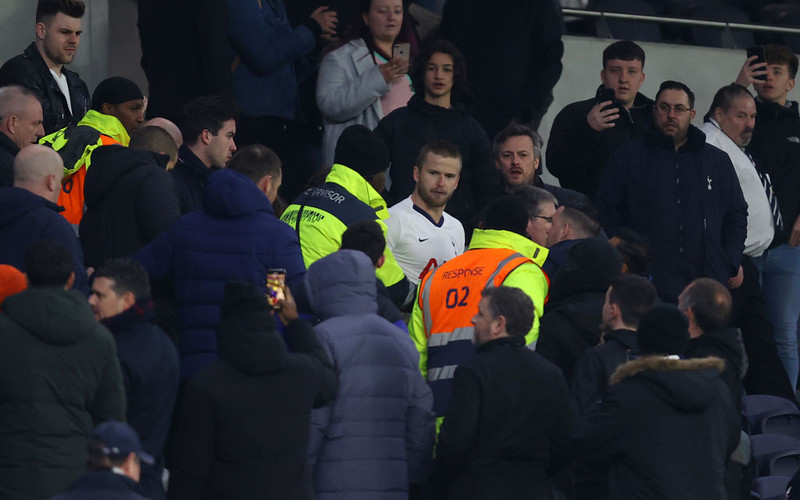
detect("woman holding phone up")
(316, 0), (418, 168)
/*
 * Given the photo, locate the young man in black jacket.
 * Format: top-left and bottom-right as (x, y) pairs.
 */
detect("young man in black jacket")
(89, 258), (179, 500)
(0, 0), (90, 134)
(547, 40), (652, 199)
(433, 286), (573, 499)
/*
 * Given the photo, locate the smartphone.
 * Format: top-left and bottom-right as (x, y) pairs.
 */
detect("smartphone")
(266, 268), (286, 309)
(392, 43), (410, 61)
(747, 45), (767, 81)
(596, 87), (617, 111)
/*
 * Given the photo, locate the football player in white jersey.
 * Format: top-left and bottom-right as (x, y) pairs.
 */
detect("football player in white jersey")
(386, 140), (466, 285)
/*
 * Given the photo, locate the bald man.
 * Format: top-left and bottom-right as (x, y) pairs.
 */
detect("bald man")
(0, 145), (88, 293)
(144, 117), (183, 149)
(0, 85), (44, 186)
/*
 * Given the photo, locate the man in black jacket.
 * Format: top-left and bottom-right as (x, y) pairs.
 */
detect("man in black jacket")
(433, 286), (573, 499)
(375, 40), (502, 226)
(572, 273), (657, 411)
(0, 85), (44, 186)
(596, 80), (747, 304)
(573, 304), (740, 500)
(0, 241), (126, 500)
(167, 281), (338, 499)
(547, 40), (653, 199)
(80, 126), (180, 268)
(89, 259), (179, 500)
(0, 0), (90, 134)
(173, 96), (239, 214)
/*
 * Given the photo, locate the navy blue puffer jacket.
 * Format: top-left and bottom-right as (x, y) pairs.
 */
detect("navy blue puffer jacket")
(306, 250), (435, 500)
(135, 168), (305, 380)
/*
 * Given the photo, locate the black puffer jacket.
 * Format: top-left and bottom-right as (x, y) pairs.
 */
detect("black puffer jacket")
(171, 145), (215, 214)
(0, 43), (90, 134)
(572, 328), (637, 411)
(685, 327), (745, 411)
(167, 281), (338, 500)
(80, 145), (180, 268)
(375, 94), (503, 226)
(0, 287), (126, 500)
(573, 356), (740, 500)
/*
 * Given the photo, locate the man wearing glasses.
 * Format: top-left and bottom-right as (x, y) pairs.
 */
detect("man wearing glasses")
(596, 80), (747, 304)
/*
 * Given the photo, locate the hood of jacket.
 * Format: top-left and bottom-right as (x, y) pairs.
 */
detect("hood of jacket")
(84, 145), (169, 208)
(326, 163), (389, 220)
(2, 287), (98, 345)
(203, 168), (274, 218)
(0, 186), (62, 228)
(305, 249), (379, 321)
(548, 238), (621, 303)
(610, 355), (726, 412)
(216, 281), (287, 375)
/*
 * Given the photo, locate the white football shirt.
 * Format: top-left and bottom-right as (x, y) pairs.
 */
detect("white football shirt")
(386, 196), (465, 285)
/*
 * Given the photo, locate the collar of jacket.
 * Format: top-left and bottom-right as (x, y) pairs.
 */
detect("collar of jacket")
(609, 355), (724, 385)
(468, 228), (548, 267)
(756, 97), (800, 119)
(0, 130), (20, 156)
(594, 85), (654, 111)
(604, 328), (637, 348)
(645, 123), (706, 152)
(477, 334), (526, 353)
(326, 162), (389, 219)
(77, 110), (130, 146)
(101, 298), (155, 334)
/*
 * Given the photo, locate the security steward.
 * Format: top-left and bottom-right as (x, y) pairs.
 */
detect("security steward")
(409, 195), (549, 422)
(281, 124), (412, 309)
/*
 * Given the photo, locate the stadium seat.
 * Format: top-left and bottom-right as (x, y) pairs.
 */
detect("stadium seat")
(751, 434), (800, 477)
(753, 475), (791, 500)
(590, 0), (664, 42)
(762, 410), (800, 440)
(743, 395), (799, 434)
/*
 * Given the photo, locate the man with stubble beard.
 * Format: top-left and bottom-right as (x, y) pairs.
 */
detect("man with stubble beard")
(0, 0), (90, 134)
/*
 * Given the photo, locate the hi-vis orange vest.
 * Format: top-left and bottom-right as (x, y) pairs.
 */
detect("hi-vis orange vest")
(417, 247), (533, 416)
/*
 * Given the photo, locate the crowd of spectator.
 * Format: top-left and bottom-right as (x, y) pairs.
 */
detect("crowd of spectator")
(3, 0), (800, 499)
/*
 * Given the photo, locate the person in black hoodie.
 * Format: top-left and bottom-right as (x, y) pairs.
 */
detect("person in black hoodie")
(167, 281), (338, 499)
(88, 259), (179, 500)
(375, 39), (502, 226)
(536, 237), (622, 384)
(573, 305), (740, 500)
(80, 126), (180, 268)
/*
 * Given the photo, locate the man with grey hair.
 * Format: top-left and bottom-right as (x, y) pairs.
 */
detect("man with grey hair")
(511, 185), (558, 247)
(0, 144), (88, 293)
(0, 85), (44, 186)
(493, 122), (587, 207)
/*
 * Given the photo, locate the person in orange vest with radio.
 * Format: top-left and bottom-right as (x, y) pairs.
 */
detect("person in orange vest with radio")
(408, 195), (550, 421)
(40, 76), (145, 229)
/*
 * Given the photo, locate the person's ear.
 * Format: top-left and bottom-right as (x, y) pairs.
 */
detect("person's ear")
(65, 272), (75, 290)
(200, 129), (212, 146)
(376, 254), (386, 269)
(122, 290), (136, 309)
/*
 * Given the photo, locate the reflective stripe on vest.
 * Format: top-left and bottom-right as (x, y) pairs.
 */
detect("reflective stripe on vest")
(418, 248), (533, 415)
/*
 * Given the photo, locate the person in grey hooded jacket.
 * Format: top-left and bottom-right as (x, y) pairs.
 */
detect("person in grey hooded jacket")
(306, 249), (435, 499)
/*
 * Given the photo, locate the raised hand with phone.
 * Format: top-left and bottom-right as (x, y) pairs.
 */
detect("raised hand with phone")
(735, 46), (768, 87)
(379, 44), (410, 83)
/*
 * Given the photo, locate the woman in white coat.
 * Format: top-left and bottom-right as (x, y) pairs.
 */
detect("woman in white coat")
(316, 0), (417, 168)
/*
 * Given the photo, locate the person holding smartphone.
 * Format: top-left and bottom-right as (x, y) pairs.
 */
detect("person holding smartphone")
(316, 0), (418, 168)
(548, 40), (653, 200)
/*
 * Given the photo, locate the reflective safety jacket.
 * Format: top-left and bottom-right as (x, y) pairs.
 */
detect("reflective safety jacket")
(409, 228), (549, 416)
(281, 163), (411, 306)
(40, 110), (130, 226)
